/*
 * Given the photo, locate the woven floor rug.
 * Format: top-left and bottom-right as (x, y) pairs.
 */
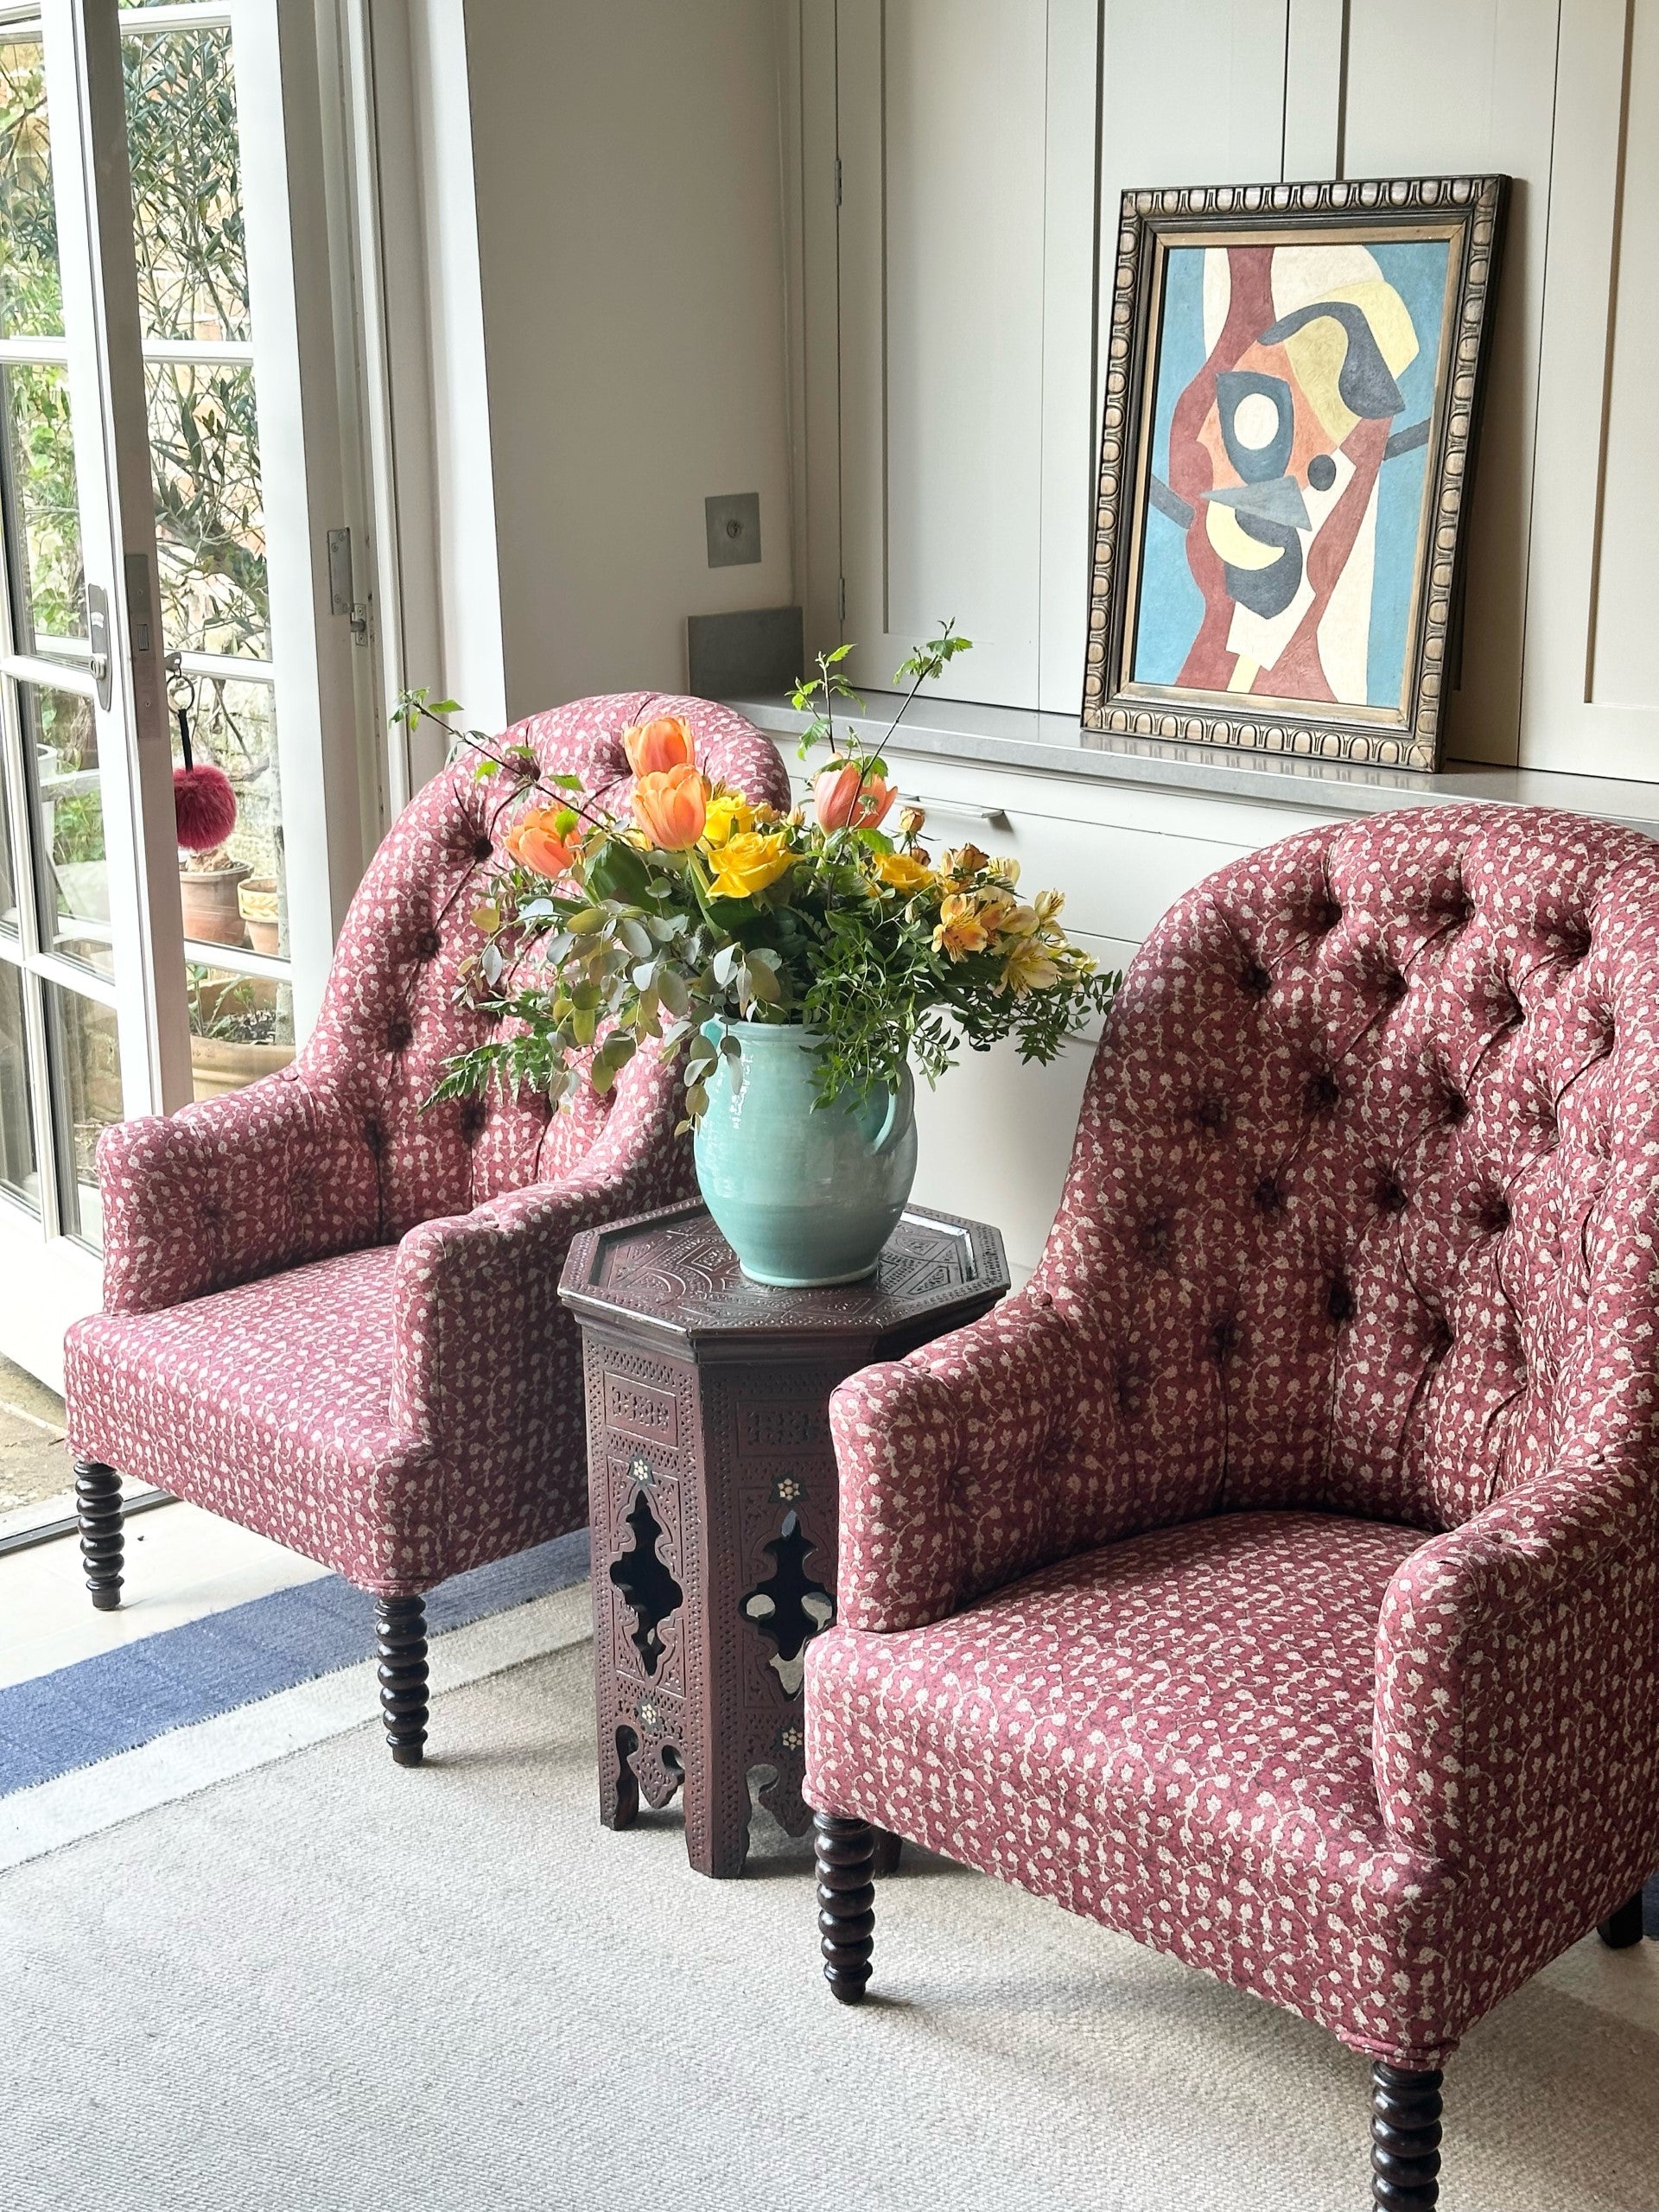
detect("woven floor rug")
(2, 1634), (1654, 2212)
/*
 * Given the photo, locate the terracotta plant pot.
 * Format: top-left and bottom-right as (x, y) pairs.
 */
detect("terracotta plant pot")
(180, 860), (252, 947)
(189, 1035), (295, 1102)
(237, 874), (282, 957)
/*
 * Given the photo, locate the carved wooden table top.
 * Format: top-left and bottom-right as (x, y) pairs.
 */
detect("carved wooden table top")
(561, 1198), (1007, 1354)
(559, 1200), (1009, 1875)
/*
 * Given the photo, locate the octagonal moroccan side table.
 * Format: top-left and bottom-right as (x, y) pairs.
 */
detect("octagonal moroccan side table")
(558, 1198), (1008, 1878)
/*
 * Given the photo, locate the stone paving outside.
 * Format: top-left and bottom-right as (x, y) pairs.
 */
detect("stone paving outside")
(0, 1357), (70, 1514)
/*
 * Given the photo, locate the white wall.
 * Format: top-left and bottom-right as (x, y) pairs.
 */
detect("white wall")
(459, 0), (797, 721)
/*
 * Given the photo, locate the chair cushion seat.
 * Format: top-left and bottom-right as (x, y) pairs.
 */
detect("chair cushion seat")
(65, 1247), (440, 1592)
(807, 1509), (1464, 2064)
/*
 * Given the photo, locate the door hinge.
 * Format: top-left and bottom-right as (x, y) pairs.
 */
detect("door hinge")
(837, 575), (847, 624)
(327, 525), (370, 645)
(835, 156), (842, 209)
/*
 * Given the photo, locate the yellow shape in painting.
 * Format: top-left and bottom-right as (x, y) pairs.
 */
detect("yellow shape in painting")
(1227, 654), (1260, 692)
(1205, 499), (1281, 569)
(1282, 277), (1420, 445)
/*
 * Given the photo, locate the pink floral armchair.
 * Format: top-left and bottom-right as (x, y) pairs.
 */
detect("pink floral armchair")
(805, 804), (1659, 2209)
(65, 695), (789, 1764)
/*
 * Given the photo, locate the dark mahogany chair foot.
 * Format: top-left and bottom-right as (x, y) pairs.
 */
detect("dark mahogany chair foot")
(73, 1458), (124, 1611)
(869, 1825), (904, 1878)
(814, 1812), (876, 2003)
(1597, 1891), (1645, 1948)
(1370, 2063), (1443, 2209)
(375, 1595), (429, 1766)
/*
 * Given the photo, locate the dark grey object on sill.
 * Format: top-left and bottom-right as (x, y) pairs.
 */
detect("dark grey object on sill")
(689, 607), (804, 702)
(729, 690), (1659, 843)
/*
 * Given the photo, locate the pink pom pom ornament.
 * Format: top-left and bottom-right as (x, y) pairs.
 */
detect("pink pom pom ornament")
(173, 760), (238, 852)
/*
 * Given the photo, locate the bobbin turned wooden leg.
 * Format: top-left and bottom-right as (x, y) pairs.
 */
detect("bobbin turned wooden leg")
(73, 1459), (124, 1611)
(1370, 2063), (1443, 2209)
(1598, 1891), (1645, 1948)
(814, 1813), (876, 2004)
(375, 1595), (429, 1766)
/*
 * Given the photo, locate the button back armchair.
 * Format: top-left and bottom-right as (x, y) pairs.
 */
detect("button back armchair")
(805, 804), (1659, 2209)
(64, 695), (789, 1764)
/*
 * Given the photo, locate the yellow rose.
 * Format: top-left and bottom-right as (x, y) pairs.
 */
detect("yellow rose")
(932, 892), (990, 961)
(700, 792), (754, 851)
(708, 829), (794, 899)
(873, 850), (933, 893)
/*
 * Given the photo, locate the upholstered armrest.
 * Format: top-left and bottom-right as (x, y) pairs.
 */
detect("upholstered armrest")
(97, 1070), (381, 1314)
(830, 1289), (1096, 1633)
(1373, 1462), (1659, 1872)
(390, 1043), (690, 1464)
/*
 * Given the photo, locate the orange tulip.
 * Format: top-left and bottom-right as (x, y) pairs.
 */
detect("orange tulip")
(632, 764), (708, 850)
(622, 713), (696, 778)
(814, 763), (896, 832)
(505, 805), (581, 879)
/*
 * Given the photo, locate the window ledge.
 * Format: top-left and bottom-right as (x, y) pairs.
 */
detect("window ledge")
(730, 692), (1659, 841)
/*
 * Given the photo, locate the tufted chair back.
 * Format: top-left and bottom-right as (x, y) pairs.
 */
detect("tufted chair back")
(1035, 804), (1659, 1539)
(291, 692), (790, 1243)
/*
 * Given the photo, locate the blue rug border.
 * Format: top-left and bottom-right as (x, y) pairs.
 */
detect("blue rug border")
(0, 1529), (590, 1798)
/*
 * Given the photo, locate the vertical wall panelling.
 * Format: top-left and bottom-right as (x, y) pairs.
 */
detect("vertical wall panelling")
(836, 0), (1047, 705)
(832, 1), (1100, 708)
(785, 0), (844, 664)
(1281, 0), (1347, 179)
(1522, 0), (1659, 775)
(1037, 0), (1105, 711)
(1341, 0), (1560, 766)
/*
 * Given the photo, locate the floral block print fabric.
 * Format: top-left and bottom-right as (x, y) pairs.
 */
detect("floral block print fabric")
(808, 804), (1659, 2067)
(66, 696), (790, 1593)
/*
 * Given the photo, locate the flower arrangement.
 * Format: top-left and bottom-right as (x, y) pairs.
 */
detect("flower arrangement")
(397, 627), (1118, 1124)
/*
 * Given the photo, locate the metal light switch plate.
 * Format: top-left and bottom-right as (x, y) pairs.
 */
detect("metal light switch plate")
(704, 492), (761, 569)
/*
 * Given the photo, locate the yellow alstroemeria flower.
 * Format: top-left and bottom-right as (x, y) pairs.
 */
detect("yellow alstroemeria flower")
(708, 829), (794, 900)
(1001, 937), (1061, 996)
(933, 891), (991, 961)
(873, 850), (933, 894)
(700, 791), (755, 851)
(1033, 887), (1065, 926)
(972, 889), (1021, 942)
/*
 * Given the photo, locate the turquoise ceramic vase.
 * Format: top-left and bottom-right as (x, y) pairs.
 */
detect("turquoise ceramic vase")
(693, 1021), (918, 1286)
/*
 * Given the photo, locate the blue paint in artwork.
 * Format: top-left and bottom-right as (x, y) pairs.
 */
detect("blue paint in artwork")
(1365, 238), (1451, 709)
(1133, 246), (1210, 685)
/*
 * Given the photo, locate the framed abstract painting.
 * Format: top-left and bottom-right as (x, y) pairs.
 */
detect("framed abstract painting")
(1083, 175), (1508, 770)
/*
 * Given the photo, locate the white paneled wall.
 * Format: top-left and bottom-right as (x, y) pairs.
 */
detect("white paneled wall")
(791, 0), (1659, 777)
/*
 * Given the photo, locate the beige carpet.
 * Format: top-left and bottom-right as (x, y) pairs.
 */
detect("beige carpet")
(1, 1632), (1653, 2212)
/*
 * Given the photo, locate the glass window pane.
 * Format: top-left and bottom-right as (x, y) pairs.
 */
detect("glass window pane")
(174, 676), (286, 952)
(0, 360), (86, 655)
(123, 27), (251, 344)
(0, 738), (18, 935)
(22, 681), (111, 976)
(147, 359), (267, 658)
(44, 981), (119, 1246)
(188, 963), (292, 1100)
(0, 956), (39, 1214)
(0, 29), (64, 339)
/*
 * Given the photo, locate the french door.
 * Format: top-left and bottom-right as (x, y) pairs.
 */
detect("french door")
(0, 0), (371, 1388)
